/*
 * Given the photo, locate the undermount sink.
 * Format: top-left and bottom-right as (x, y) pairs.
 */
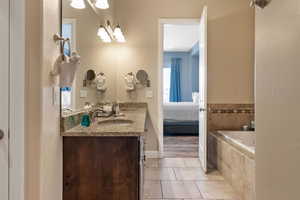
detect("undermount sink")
(97, 118), (134, 126)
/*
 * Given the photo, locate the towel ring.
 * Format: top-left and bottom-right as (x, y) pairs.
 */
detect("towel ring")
(53, 34), (72, 61)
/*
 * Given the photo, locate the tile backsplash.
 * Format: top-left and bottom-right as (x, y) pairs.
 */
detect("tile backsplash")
(207, 104), (255, 131)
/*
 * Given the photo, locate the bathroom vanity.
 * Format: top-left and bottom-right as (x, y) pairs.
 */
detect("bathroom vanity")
(61, 103), (147, 200)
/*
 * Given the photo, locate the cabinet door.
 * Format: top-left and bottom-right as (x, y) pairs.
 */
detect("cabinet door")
(63, 137), (139, 200)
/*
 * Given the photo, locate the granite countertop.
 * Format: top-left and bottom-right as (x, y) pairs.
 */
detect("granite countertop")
(61, 104), (147, 137)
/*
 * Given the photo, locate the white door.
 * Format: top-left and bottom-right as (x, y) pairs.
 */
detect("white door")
(0, 0), (10, 199)
(198, 6), (208, 173)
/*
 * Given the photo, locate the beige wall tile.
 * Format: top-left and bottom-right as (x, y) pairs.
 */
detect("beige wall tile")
(230, 148), (246, 197)
(144, 181), (163, 199)
(196, 180), (238, 199)
(174, 168), (224, 181)
(244, 157), (255, 200)
(145, 168), (176, 181)
(162, 181), (203, 199)
(160, 158), (186, 168)
(183, 158), (202, 168)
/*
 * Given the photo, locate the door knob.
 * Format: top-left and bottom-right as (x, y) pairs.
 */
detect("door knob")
(199, 108), (206, 112)
(0, 129), (4, 140)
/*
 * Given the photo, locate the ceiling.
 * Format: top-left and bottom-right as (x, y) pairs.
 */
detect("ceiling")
(164, 24), (200, 52)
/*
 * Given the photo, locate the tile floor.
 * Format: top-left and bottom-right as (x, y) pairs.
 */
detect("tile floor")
(144, 158), (240, 200)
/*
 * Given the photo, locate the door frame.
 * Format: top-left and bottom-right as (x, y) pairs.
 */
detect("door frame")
(157, 18), (201, 157)
(9, 0), (26, 200)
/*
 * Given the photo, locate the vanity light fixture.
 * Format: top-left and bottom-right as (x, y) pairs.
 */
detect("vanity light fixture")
(95, 0), (109, 9)
(97, 25), (112, 43)
(97, 21), (126, 43)
(113, 25), (126, 43)
(70, 0), (86, 9)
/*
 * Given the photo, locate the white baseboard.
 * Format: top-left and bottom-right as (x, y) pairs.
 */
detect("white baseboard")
(145, 151), (163, 159)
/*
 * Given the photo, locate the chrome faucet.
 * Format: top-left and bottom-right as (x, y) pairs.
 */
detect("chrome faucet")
(91, 108), (105, 121)
(112, 102), (120, 116)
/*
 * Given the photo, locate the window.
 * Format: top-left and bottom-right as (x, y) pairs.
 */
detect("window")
(62, 23), (72, 56)
(61, 87), (72, 109)
(61, 19), (76, 110)
(163, 67), (171, 103)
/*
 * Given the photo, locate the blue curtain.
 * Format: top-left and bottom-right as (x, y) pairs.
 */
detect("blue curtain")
(169, 58), (182, 102)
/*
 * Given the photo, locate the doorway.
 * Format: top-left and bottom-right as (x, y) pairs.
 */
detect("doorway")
(162, 23), (200, 158)
(0, 0), (10, 199)
(158, 10), (208, 172)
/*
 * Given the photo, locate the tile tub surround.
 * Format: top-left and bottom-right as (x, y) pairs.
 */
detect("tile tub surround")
(208, 104), (255, 131)
(208, 131), (255, 200)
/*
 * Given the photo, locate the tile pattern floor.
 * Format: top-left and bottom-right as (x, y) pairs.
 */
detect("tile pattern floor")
(144, 158), (240, 200)
(164, 136), (198, 158)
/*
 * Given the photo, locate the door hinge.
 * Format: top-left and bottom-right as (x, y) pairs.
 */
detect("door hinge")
(8, 128), (12, 169)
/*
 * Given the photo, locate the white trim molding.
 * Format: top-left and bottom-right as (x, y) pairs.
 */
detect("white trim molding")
(157, 18), (200, 158)
(9, 0), (25, 200)
(145, 151), (163, 159)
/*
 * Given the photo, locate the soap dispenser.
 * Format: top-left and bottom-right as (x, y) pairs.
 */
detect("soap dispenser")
(81, 112), (91, 127)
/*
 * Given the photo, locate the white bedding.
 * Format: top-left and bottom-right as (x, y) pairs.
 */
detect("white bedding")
(163, 102), (199, 121)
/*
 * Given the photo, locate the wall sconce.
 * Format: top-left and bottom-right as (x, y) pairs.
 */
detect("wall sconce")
(70, 0), (86, 9)
(70, 0), (109, 10)
(95, 0), (109, 9)
(114, 25), (126, 43)
(97, 25), (112, 43)
(250, 0), (271, 9)
(97, 21), (126, 43)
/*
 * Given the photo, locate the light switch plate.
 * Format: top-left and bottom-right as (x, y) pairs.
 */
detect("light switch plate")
(53, 86), (60, 106)
(146, 90), (153, 98)
(80, 90), (88, 98)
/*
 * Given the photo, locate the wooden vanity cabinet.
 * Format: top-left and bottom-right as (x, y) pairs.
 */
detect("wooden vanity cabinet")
(63, 137), (142, 200)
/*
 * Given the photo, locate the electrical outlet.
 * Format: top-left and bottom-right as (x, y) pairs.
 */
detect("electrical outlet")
(80, 90), (88, 98)
(146, 90), (153, 98)
(53, 86), (60, 106)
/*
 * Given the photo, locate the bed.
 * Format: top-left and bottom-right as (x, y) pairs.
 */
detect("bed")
(163, 102), (199, 136)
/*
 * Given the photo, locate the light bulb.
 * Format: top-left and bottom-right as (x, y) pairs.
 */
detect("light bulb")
(97, 26), (112, 43)
(95, 0), (109, 9)
(70, 0), (86, 9)
(113, 26), (126, 43)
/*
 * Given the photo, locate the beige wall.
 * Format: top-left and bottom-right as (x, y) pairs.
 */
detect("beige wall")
(256, 0), (300, 199)
(25, 0), (62, 200)
(63, 0), (254, 151)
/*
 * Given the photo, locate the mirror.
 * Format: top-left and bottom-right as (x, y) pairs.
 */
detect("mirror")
(61, 0), (151, 113)
(86, 70), (96, 81)
(136, 70), (149, 86)
(61, 0), (118, 112)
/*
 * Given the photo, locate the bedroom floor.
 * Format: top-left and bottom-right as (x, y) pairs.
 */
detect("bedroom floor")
(164, 136), (198, 158)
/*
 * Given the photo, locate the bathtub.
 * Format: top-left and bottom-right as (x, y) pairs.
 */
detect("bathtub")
(208, 131), (255, 200)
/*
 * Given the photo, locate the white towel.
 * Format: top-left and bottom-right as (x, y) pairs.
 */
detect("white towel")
(52, 52), (80, 88)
